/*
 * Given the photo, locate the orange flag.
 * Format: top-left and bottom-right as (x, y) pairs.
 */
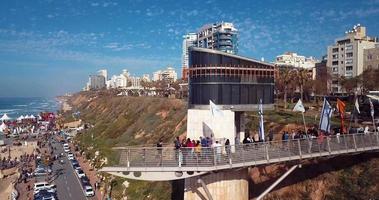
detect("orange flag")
(336, 98), (346, 133)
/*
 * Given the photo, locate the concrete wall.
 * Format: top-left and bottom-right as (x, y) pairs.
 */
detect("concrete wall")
(184, 169), (248, 200)
(187, 109), (236, 146)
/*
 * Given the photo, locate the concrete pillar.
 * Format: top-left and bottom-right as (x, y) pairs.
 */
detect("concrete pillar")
(184, 169), (248, 200)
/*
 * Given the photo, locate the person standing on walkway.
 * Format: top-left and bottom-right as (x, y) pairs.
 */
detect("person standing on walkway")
(156, 139), (163, 166)
(213, 141), (222, 164)
(225, 139), (231, 159)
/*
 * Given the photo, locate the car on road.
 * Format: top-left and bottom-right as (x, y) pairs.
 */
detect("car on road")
(67, 152), (74, 160)
(34, 182), (56, 194)
(83, 185), (95, 197)
(75, 168), (86, 178)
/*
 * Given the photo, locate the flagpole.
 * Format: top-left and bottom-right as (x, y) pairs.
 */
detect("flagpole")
(301, 112), (307, 135)
(347, 108), (355, 134)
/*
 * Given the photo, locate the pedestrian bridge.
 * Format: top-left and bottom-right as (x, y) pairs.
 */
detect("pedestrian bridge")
(100, 132), (379, 181)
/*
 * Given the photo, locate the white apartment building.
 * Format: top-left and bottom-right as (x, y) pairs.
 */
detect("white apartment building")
(142, 74), (151, 82)
(98, 69), (108, 81)
(196, 22), (238, 54)
(153, 67), (177, 82)
(182, 33), (197, 68)
(275, 52), (318, 69)
(107, 69), (130, 89)
(327, 24), (378, 93)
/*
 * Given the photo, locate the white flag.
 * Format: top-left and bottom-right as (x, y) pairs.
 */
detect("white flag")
(258, 99), (265, 141)
(293, 99), (305, 113)
(209, 100), (223, 118)
(355, 98), (360, 114)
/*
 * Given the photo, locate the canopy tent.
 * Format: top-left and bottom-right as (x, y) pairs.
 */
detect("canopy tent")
(24, 115), (31, 119)
(0, 123), (7, 132)
(30, 115), (36, 119)
(17, 115), (25, 121)
(0, 114), (11, 121)
(37, 115), (42, 120)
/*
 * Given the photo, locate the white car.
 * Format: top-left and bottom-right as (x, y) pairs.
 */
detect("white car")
(84, 185), (95, 197)
(34, 182), (56, 194)
(67, 153), (74, 160)
(63, 146), (70, 153)
(75, 169), (86, 178)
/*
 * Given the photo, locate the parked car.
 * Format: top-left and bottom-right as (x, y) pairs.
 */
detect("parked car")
(63, 143), (70, 152)
(34, 189), (57, 200)
(33, 168), (49, 176)
(34, 182), (56, 194)
(75, 169), (86, 178)
(72, 163), (81, 170)
(80, 176), (91, 186)
(83, 185), (95, 197)
(67, 152), (74, 160)
(70, 159), (79, 165)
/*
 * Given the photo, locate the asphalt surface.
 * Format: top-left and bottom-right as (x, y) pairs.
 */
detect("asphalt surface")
(49, 138), (88, 200)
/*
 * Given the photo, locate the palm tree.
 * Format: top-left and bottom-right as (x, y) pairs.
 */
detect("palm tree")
(277, 66), (294, 109)
(294, 68), (310, 102)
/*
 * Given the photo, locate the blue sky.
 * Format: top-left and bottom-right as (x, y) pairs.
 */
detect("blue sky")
(0, 0), (379, 97)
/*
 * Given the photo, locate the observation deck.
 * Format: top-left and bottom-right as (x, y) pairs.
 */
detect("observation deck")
(100, 132), (379, 181)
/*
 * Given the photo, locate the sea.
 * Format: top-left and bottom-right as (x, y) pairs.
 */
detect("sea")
(0, 97), (60, 119)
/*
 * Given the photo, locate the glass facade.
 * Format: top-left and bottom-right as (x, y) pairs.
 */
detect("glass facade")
(189, 48), (275, 108)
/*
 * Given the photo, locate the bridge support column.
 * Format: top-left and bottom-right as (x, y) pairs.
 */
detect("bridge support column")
(184, 169), (248, 200)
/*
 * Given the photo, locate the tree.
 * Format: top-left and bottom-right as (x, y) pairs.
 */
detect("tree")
(276, 66), (294, 109)
(294, 68), (310, 102)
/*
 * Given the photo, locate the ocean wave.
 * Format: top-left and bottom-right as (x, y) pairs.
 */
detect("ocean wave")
(14, 104), (28, 107)
(0, 109), (20, 113)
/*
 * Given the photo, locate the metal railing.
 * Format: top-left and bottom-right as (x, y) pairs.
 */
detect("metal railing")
(115, 132), (379, 171)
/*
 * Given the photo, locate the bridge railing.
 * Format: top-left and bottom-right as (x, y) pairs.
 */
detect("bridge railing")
(116, 132), (379, 170)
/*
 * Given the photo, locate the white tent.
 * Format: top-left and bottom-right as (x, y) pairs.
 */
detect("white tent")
(0, 114), (11, 121)
(30, 115), (36, 119)
(0, 123), (7, 132)
(37, 115), (42, 120)
(25, 115), (30, 119)
(17, 115), (25, 121)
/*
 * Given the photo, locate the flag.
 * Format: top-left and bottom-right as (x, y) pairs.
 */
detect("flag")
(258, 99), (265, 141)
(369, 98), (375, 118)
(209, 100), (223, 118)
(336, 98), (346, 133)
(355, 98), (360, 114)
(293, 99), (305, 112)
(319, 98), (333, 133)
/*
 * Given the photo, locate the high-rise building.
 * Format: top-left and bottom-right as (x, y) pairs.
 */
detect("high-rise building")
(181, 22), (238, 81)
(98, 69), (108, 81)
(89, 75), (106, 90)
(196, 22), (238, 55)
(364, 44), (379, 70)
(182, 33), (197, 68)
(327, 24), (378, 93)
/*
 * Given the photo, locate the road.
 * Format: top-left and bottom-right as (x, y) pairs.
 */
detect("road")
(49, 138), (88, 200)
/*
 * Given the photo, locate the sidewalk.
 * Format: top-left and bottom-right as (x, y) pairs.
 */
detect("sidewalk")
(70, 143), (101, 200)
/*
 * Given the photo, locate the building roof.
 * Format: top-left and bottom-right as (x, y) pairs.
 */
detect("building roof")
(190, 47), (275, 67)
